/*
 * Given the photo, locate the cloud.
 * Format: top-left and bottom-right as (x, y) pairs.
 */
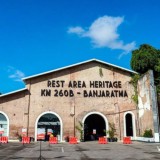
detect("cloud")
(7, 66), (25, 82)
(68, 15), (136, 55)
(67, 26), (85, 35)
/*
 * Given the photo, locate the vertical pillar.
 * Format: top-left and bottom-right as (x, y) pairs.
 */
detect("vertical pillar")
(149, 70), (160, 142)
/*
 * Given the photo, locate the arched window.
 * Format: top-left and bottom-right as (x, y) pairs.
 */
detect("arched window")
(0, 112), (9, 137)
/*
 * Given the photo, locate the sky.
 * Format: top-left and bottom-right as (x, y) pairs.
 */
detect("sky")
(0, 0), (160, 94)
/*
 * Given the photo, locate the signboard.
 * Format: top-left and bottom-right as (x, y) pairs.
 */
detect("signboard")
(0, 128), (4, 134)
(22, 128), (27, 135)
(37, 128), (45, 140)
(40, 80), (128, 98)
(93, 129), (96, 134)
(47, 129), (53, 135)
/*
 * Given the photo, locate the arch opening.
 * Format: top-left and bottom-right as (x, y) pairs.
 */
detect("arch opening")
(36, 113), (61, 141)
(0, 113), (8, 136)
(125, 113), (133, 136)
(83, 114), (106, 141)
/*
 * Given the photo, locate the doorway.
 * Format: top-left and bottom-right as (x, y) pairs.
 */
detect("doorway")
(36, 113), (61, 141)
(125, 113), (133, 136)
(0, 112), (9, 137)
(83, 113), (106, 141)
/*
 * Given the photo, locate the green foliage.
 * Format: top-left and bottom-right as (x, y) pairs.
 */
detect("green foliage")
(99, 66), (103, 77)
(131, 94), (138, 104)
(130, 74), (140, 104)
(130, 44), (160, 94)
(143, 129), (153, 138)
(155, 58), (160, 72)
(75, 121), (83, 141)
(131, 44), (159, 73)
(130, 74), (140, 89)
(154, 57), (160, 93)
(108, 122), (116, 139)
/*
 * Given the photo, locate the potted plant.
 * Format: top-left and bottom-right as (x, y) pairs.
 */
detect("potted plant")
(107, 122), (117, 142)
(75, 121), (84, 142)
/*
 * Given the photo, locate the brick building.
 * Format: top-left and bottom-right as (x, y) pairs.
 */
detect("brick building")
(0, 59), (159, 142)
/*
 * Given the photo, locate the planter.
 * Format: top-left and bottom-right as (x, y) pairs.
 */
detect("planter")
(80, 139), (84, 142)
(107, 137), (117, 142)
(113, 137), (118, 142)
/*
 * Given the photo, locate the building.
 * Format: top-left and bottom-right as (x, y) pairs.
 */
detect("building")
(0, 59), (159, 142)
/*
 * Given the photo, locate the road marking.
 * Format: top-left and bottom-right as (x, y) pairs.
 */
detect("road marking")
(61, 147), (64, 153)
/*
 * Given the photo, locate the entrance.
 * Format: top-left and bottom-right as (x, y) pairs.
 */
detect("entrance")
(84, 114), (106, 141)
(125, 113), (133, 136)
(0, 112), (8, 136)
(37, 113), (61, 141)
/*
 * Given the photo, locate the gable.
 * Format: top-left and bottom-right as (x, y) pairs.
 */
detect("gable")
(23, 59), (137, 84)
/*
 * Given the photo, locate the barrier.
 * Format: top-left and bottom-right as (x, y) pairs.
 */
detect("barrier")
(69, 137), (78, 144)
(22, 137), (30, 144)
(98, 137), (107, 144)
(123, 137), (132, 144)
(49, 137), (58, 144)
(0, 137), (1, 143)
(1, 136), (8, 143)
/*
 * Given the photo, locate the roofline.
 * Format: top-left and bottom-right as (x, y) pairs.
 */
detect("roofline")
(22, 58), (138, 81)
(0, 88), (28, 97)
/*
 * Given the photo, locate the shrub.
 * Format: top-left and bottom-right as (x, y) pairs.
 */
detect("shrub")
(143, 129), (153, 138)
(75, 121), (84, 141)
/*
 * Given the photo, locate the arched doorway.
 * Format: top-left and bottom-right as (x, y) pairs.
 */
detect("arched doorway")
(125, 113), (133, 136)
(82, 112), (108, 141)
(124, 112), (136, 138)
(35, 112), (63, 142)
(0, 111), (9, 137)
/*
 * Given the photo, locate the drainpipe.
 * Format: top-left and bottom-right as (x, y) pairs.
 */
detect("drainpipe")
(74, 108), (75, 137)
(115, 103), (121, 140)
(118, 105), (121, 140)
(27, 80), (31, 137)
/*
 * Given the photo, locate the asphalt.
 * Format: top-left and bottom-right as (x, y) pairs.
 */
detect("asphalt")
(0, 141), (160, 160)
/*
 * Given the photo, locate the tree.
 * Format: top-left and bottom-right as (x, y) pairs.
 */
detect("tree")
(130, 44), (160, 93)
(131, 44), (160, 136)
(131, 44), (159, 73)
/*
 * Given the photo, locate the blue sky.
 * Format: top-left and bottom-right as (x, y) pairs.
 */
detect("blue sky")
(0, 0), (160, 94)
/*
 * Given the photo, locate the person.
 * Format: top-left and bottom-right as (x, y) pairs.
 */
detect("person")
(50, 133), (54, 138)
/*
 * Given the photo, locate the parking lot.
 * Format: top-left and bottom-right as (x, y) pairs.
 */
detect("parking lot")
(0, 141), (160, 160)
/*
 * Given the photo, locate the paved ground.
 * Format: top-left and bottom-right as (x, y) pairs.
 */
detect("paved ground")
(0, 141), (160, 160)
